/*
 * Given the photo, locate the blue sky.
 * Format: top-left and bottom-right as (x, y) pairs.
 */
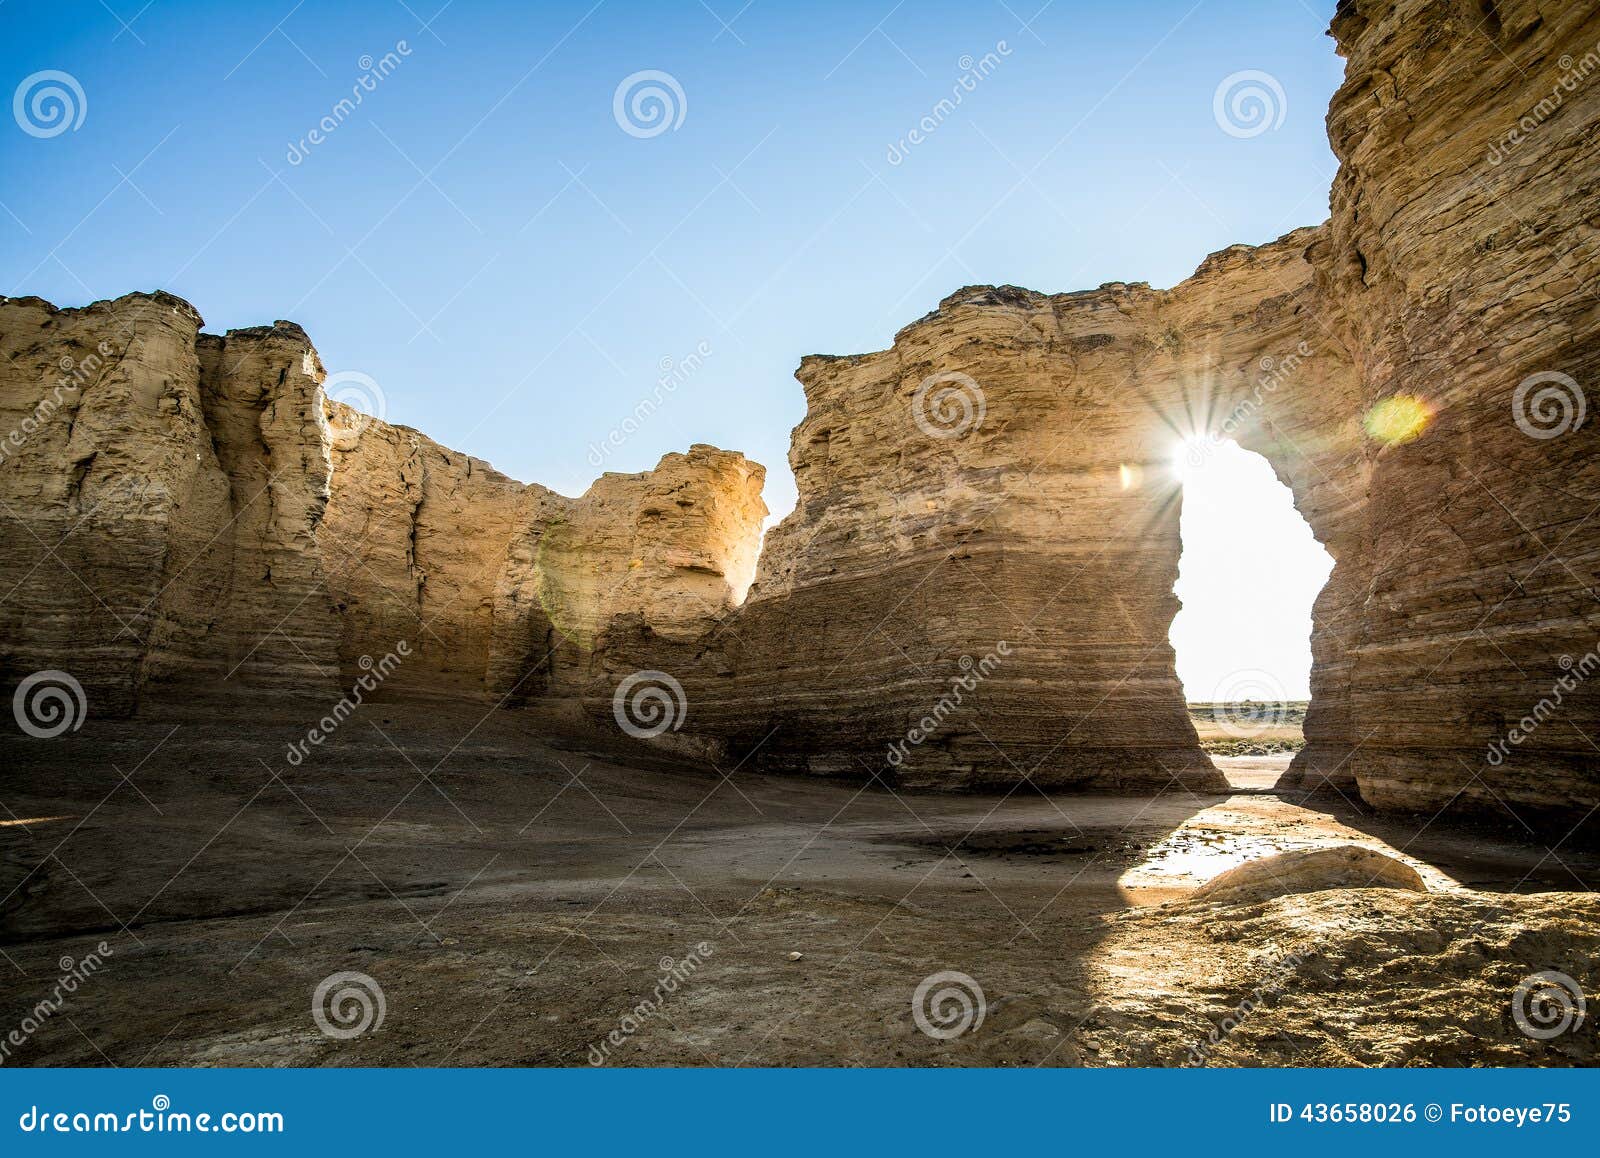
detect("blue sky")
(2, 0), (1343, 697)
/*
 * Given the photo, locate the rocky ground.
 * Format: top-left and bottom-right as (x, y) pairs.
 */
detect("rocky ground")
(1, 699), (1596, 1067)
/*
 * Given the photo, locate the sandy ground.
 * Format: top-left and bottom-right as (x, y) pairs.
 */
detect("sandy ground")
(1, 700), (1596, 1067)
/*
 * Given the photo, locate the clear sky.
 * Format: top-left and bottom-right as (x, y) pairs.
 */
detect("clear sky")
(2, 0), (1344, 699)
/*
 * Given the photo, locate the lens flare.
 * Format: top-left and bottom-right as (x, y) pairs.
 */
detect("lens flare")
(1363, 394), (1432, 446)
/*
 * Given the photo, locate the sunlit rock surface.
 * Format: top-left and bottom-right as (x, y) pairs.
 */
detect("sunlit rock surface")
(0, 295), (764, 713)
(1191, 845), (1427, 904)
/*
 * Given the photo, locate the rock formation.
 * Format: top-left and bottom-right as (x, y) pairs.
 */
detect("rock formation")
(650, 234), (1346, 793)
(643, 0), (1600, 821)
(1190, 845), (1428, 904)
(2, 0), (1597, 831)
(0, 297), (765, 716)
(1284, 0), (1600, 823)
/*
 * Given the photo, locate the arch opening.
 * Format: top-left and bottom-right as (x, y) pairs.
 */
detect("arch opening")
(1167, 436), (1333, 790)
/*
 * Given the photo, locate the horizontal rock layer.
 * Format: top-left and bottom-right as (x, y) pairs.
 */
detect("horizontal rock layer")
(1288, 0), (1600, 819)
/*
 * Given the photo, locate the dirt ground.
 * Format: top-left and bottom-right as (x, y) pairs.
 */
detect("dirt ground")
(1, 699), (1596, 1067)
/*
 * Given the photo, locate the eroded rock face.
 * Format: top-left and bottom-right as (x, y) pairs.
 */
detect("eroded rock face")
(0, 294), (340, 712)
(663, 0), (1600, 818)
(488, 444), (765, 705)
(0, 295), (765, 715)
(1281, 0), (1600, 820)
(321, 403), (534, 697)
(653, 233), (1349, 793)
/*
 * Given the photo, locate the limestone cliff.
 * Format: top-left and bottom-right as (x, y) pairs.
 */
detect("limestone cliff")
(648, 0), (1600, 820)
(0, 295), (765, 715)
(650, 231), (1350, 793)
(0, 294), (341, 712)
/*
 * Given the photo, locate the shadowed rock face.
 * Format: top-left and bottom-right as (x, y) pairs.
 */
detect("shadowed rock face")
(319, 402), (765, 700)
(1, 0), (1597, 828)
(1290, 0), (1600, 819)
